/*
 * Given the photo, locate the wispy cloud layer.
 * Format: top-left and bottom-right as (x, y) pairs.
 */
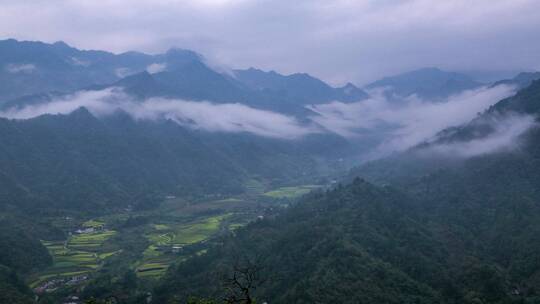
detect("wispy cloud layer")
(5, 63), (36, 73)
(426, 114), (537, 157)
(308, 84), (517, 155)
(0, 83), (531, 157)
(115, 67), (134, 78)
(146, 63), (167, 74)
(0, 88), (315, 139)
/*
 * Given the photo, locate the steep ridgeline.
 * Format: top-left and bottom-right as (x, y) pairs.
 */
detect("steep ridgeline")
(113, 66), (368, 116)
(491, 71), (540, 90)
(366, 67), (483, 101)
(114, 60), (248, 103)
(0, 39), (369, 116)
(152, 81), (540, 304)
(0, 108), (349, 213)
(233, 68), (368, 112)
(0, 39), (203, 102)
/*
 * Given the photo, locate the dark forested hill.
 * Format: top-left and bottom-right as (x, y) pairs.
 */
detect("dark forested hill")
(151, 80), (540, 304)
(0, 219), (52, 273)
(0, 218), (53, 304)
(0, 108), (349, 213)
(0, 266), (33, 304)
(155, 130), (540, 303)
(155, 168), (540, 303)
(155, 179), (444, 304)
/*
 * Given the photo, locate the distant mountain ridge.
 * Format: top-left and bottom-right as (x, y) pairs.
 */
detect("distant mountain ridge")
(366, 67), (484, 100)
(4, 38), (532, 113)
(233, 68), (368, 104)
(0, 39), (369, 115)
(491, 71), (540, 90)
(0, 39), (164, 102)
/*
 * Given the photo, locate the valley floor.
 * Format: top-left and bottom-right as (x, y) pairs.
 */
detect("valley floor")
(27, 182), (322, 302)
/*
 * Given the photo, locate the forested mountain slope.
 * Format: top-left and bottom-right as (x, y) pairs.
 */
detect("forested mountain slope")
(351, 79), (540, 186)
(0, 108), (348, 213)
(155, 169), (540, 303)
(155, 180), (444, 304)
(0, 218), (53, 304)
(151, 81), (540, 304)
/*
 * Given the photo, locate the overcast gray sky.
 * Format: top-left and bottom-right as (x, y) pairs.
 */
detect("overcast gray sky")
(1, 0), (539, 84)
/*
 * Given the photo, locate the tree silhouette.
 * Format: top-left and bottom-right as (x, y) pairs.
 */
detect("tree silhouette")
(221, 256), (265, 304)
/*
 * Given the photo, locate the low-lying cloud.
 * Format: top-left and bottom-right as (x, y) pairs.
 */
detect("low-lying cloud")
(426, 114), (537, 158)
(146, 63), (167, 74)
(308, 84), (517, 157)
(5, 63), (36, 73)
(115, 67), (134, 78)
(70, 57), (91, 67)
(0, 84), (531, 156)
(0, 88), (315, 139)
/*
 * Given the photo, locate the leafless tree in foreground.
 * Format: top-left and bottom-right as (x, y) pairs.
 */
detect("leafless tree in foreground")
(222, 256), (266, 304)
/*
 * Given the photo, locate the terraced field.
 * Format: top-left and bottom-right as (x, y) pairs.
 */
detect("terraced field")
(136, 214), (231, 279)
(30, 229), (118, 287)
(30, 197), (261, 287)
(228, 222), (246, 231)
(69, 231), (116, 251)
(263, 185), (321, 199)
(82, 219), (105, 228)
(174, 214), (230, 245)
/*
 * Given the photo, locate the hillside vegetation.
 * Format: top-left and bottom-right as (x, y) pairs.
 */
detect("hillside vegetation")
(153, 81), (540, 304)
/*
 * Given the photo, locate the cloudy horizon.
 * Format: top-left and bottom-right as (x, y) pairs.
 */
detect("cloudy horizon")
(1, 0), (539, 85)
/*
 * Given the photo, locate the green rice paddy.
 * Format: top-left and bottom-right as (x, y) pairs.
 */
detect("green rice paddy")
(82, 219), (105, 228)
(263, 185), (321, 199)
(136, 214), (231, 279)
(31, 228), (117, 287)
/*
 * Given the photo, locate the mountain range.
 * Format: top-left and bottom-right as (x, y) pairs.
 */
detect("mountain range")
(1, 38), (540, 304)
(366, 67), (484, 100)
(1, 38), (539, 214)
(0, 39), (368, 116)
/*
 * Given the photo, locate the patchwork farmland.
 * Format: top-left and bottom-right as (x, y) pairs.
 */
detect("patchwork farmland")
(30, 224), (119, 289)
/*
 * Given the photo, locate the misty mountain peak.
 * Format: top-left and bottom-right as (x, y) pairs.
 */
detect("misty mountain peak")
(117, 70), (155, 85)
(491, 71), (540, 90)
(69, 106), (93, 116)
(52, 40), (71, 49)
(164, 48), (203, 66)
(341, 82), (362, 93)
(366, 67), (483, 100)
